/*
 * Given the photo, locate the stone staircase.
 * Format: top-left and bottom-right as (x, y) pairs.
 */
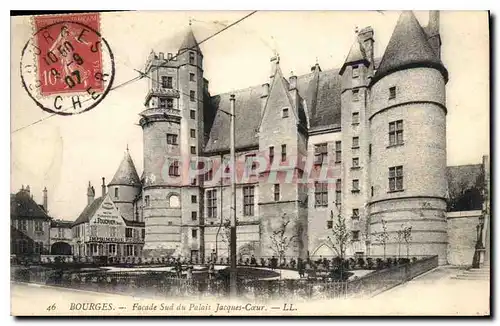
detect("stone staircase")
(452, 266), (490, 281)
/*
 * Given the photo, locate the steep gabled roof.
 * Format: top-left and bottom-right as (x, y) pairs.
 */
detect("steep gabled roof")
(204, 86), (262, 153)
(72, 196), (105, 227)
(372, 11), (448, 85)
(11, 191), (51, 220)
(179, 27), (201, 53)
(339, 40), (369, 74)
(108, 151), (141, 187)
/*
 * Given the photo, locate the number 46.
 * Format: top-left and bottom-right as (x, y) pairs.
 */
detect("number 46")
(46, 303), (56, 311)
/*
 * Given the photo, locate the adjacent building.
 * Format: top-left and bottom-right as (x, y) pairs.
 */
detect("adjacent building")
(10, 186), (51, 256)
(72, 153), (145, 260)
(50, 219), (73, 255)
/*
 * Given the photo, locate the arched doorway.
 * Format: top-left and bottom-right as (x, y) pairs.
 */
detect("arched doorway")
(51, 242), (72, 255)
(311, 243), (335, 259)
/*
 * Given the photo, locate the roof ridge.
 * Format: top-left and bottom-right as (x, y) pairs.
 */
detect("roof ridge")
(210, 68), (342, 100)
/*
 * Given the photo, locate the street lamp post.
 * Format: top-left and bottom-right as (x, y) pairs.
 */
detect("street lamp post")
(472, 216), (485, 268)
(229, 94), (237, 297)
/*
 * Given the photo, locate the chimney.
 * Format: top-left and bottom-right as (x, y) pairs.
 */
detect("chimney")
(269, 54), (280, 79)
(289, 73), (297, 90)
(101, 177), (107, 197)
(357, 26), (375, 69)
(87, 181), (95, 205)
(261, 83), (269, 98)
(43, 187), (48, 212)
(261, 83), (269, 115)
(158, 52), (164, 60)
(310, 63), (322, 73)
(427, 11), (441, 59)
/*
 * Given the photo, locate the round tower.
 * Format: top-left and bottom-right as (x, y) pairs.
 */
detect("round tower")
(107, 149), (142, 221)
(140, 27), (204, 259)
(368, 11), (449, 264)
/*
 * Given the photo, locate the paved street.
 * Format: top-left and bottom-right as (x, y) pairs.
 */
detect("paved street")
(370, 266), (490, 315)
(11, 266), (490, 316)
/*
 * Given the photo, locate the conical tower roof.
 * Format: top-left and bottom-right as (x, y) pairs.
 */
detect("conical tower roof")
(179, 27), (201, 53)
(340, 39), (369, 74)
(372, 11), (447, 84)
(108, 150), (141, 187)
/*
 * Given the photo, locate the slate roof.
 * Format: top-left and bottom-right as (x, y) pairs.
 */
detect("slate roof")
(339, 40), (369, 74)
(204, 86), (263, 153)
(372, 11), (448, 85)
(72, 196), (105, 227)
(118, 205), (135, 221)
(204, 66), (345, 152)
(446, 164), (485, 212)
(108, 151), (142, 187)
(300, 69), (343, 130)
(11, 191), (51, 220)
(179, 27), (201, 53)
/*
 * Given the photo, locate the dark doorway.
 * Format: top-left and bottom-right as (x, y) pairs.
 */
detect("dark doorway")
(51, 242), (72, 255)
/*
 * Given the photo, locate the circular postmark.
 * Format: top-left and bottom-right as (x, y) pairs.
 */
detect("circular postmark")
(20, 14), (115, 116)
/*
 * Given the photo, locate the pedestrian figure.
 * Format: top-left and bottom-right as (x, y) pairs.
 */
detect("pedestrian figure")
(298, 258), (305, 278)
(271, 256), (278, 270)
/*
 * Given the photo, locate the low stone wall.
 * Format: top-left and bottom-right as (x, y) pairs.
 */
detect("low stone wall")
(447, 210), (481, 266)
(347, 255), (439, 297)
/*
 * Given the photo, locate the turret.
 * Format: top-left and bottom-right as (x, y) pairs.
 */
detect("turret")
(141, 25), (205, 259)
(108, 149), (141, 221)
(426, 11), (442, 59)
(368, 11), (448, 264)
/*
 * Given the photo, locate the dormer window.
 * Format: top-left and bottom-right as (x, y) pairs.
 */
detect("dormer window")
(389, 86), (397, 100)
(352, 65), (359, 78)
(282, 108), (289, 118)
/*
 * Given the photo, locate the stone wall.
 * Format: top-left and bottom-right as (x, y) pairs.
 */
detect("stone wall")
(446, 210), (481, 266)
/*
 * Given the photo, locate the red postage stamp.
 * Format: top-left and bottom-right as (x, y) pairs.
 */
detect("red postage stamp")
(33, 13), (103, 96)
(21, 12), (114, 115)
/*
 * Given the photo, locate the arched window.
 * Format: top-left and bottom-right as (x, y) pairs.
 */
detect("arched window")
(168, 194), (180, 208)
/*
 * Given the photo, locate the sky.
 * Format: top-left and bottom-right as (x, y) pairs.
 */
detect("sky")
(10, 11), (489, 221)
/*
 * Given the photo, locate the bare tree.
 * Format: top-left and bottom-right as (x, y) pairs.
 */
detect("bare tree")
(326, 210), (350, 262)
(396, 225), (404, 260)
(375, 219), (390, 259)
(402, 226), (412, 259)
(269, 213), (297, 267)
(218, 218), (231, 261)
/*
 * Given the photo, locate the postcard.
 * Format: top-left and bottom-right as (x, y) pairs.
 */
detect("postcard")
(10, 10), (490, 316)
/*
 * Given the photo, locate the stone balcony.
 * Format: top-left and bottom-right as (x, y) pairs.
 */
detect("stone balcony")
(139, 107), (182, 126)
(144, 87), (180, 105)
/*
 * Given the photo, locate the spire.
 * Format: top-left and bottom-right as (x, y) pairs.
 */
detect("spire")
(42, 187), (48, 212)
(179, 26), (201, 54)
(372, 11), (448, 85)
(339, 38), (368, 75)
(108, 150), (141, 187)
(87, 181), (95, 205)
